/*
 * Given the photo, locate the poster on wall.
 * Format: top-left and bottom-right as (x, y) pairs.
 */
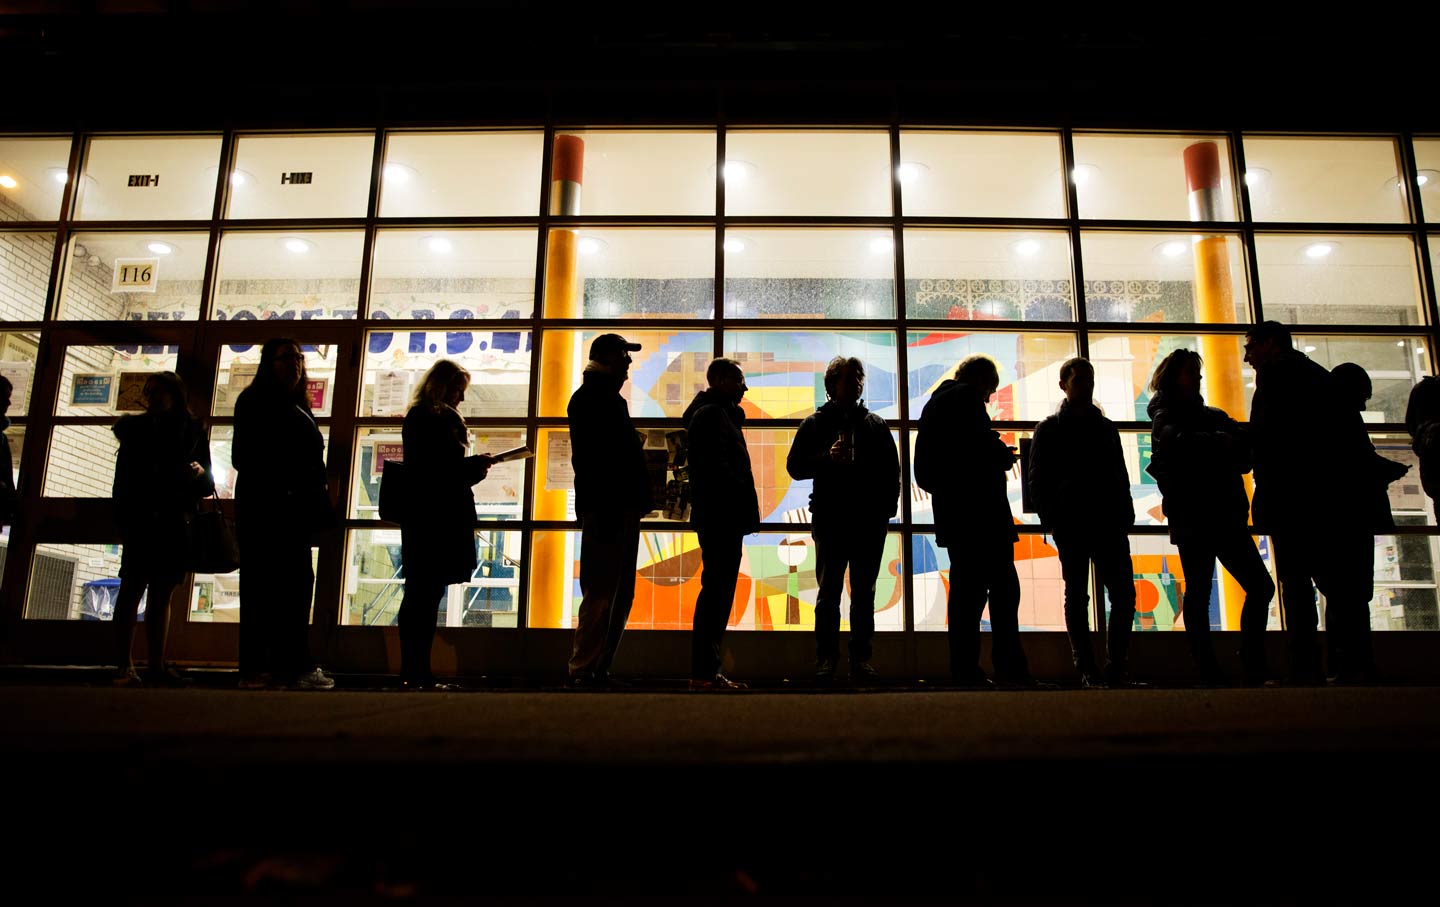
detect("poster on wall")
(111, 258), (159, 294)
(306, 377), (328, 411)
(373, 370), (412, 417)
(115, 372), (154, 412)
(545, 432), (574, 491)
(0, 362), (33, 413)
(71, 373), (114, 406)
(212, 363), (259, 415)
(473, 431), (527, 509)
(372, 441), (404, 478)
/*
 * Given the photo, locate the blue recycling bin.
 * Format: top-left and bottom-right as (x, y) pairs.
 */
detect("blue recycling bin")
(79, 578), (122, 621)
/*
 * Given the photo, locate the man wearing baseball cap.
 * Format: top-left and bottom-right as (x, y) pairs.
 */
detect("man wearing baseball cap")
(566, 333), (652, 688)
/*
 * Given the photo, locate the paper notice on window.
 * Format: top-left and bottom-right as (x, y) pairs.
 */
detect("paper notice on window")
(227, 363), (258, 389)
(545, 432), (574, 491)
(374, 370), (412, 417)
(0, 362), (32, 413)
(71, 373), (114, 406)
(115, 371), (153, 412)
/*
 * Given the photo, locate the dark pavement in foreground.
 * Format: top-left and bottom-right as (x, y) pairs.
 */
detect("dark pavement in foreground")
(4, 679), (1438, 899)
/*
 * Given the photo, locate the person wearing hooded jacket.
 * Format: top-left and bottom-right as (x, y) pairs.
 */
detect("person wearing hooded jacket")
(683, 358), (759, 691)
(1146, 349), (1275, 686)
(786, 356), (899, 684)
(914, 354), (1046, 688)
(1028, 357), (1138, 688)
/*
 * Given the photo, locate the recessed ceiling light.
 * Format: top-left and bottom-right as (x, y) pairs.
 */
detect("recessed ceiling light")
(723, 238), (745, 253)
(578, 237), (605, 255)
(0, 176), (16, 189)
(897, 161), (929, 184)
(1417, 170), (1440, 187)
(1303, 345), (1317, 353)
(1304, 242), (1335, 259)
(1071, 164), (1099, 187)
(49, 169), (68, 185)
(427, 237), (453, 254)
(1418, 348), (1427, 356)
(722, 160), (754, 183)
(147, 242), (174, 255)
(1012, 239), (1041, 258)
(284, 238), (312, 254)
(230, 170), (252, 187)
(1398, 341), (1407, 347)
(384, 163), (415, 184)
(1159, 241), (1187, 258)
(1245, 168), (1270, 187)
(868, 236), (894, 255)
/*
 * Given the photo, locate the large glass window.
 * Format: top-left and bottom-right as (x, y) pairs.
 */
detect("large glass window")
(343, 529), (522, 628)
(380, 131), (542, 217)
(543, 229), (714, 319)
(25, 543), (126, 620)
(549, 130), (714, 215)
(537, 328), (711, 419)
(1087, 334), (1249, 421)
(227, 133), (374, 220)
(369, 228), (537, 320)
(213, 341), (339, 417)
(903, 229), (1073, 322)
(1073, 134), (1238, 222)
(361, 328), (532, 419)
(898, 131), (1065, 219)
(1290, 334), (1430, 422)
(906, 331), (1077, 420)
(1110, 534), (1281, 633)
(350, 426), (527, 521)
(1254, 235), (1425, 326)
(1413, 138), (1440, 223)
(723, 131), (891, 216)
(0, 136), (71, 222)
(60, 232), (209, 321)
(912, 534), (1065, 632)
(75, 135), (222, 221)
(1081, 232), (1251, 324)
(55, 343), (178, 418)
(0, 231), (55, 321)
(1242, 136), (1408, 223)
(212, 230), (365, 321)
(0, 331), (40, 414)
(724, 229), (895, 320)
(725, 330), (900, 419)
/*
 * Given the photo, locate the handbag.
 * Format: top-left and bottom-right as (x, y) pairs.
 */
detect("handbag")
(378, 459), (408, 523)
(187, 493), (241, 574)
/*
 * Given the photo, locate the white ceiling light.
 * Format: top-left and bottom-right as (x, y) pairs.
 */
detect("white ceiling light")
(0, 176), (16, 189)
(723, 238), (746, 253)
(1012, 239), (1041, 258)
(897, 161), (929, 184)
(1417, 170), (1439, 187)
(868, 236), (894, 255)
(147, 242), (174, 255)
(384, 163), (415, 184)
(578, 237), (605, 255)
(230, 170), (252, 187)
(1303, 345), (1317, 353)
(1071, 164), (1099, 187)
(1245, 169), (1270, 187)
(1304, 242), (1335, 259)
(1398, 340), (1407, 347)
(284, 238), (312, 254)
(427, 237), (453, 254)
(722, 160), (754, 183)
(1159, 241), (1187, 258)
(49, 169), (68, 185)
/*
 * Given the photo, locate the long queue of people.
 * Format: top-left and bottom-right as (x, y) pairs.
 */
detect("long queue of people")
(21, 320), (1432, 690)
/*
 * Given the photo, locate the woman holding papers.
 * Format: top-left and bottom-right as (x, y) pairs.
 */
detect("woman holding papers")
(398, 360), (495, 690)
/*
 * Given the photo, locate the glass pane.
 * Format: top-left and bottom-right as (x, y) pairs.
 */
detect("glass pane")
(536, 329), (711, 418)
(549, 130), (714, 215)
(1255, 235), (1424, 326)
(1087, 334), (1249, 421)
(898, 130), (1064, 219)
(746, 427), (902, 525)
(0, 231), (55, 321)
(908, 429), (1035, 527)
(25, 543), (125, 620)
(227, 133), (374, 220)
(188, 550), (318, 624)
(1368, 535), (1440, 630)
(75, 135), (222, 221)
(1293, 334), (1430, 423)
(60, 232), (208, 321)
(370, 228), (535, 320)
(56, 343), (178, 418)
(723, 228), (894, 319)
(0, 425), (21, 546)
(1109, 534), (1281, 633)
(527, 529), (905, 632)
(903, 229), (1073, 321)
(911, 534), (1065, 632)
(1073, 134), (1237, 222)
(1374, 433), (1434, 525)
(1242, 136), (1407, 223)
(213, 340), (338, 417)
(380, 131), (542, 217)
(209, 425), (328, 500)
(725, 330), (900, 419)
(351, 426), (526, 520)
(724, 131), (891, 216)
(0, 136), (71, 222)
(1414, 138), (1440, 223)
(1081, 232), (1250, 324)
(905, 331), (1077, 420)
(543, 228), (713, 319)
(43, 425), (116, 497)
(0, 330), (40, 414)
(212, 230), (365, 321)
(361, 328), (532, 418)
(342, 528), (522, 628)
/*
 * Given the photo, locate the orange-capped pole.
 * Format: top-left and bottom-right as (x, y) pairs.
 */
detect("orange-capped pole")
(532, 135), (586, 629)
(1185, 140), (1247, 631)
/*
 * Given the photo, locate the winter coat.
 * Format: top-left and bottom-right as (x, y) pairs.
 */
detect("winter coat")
(401, 403), (489, 584)
(682, 388), (760, 533)
(1145, 391), (1253, 542)
(1029, 400), (1134, 538)
(112, 411), (214, 539)
(233, 385), (330, 539)
(567, 369), (653, 517)
(913, 378), (1018, 548)
(785, 400), (900, 528)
